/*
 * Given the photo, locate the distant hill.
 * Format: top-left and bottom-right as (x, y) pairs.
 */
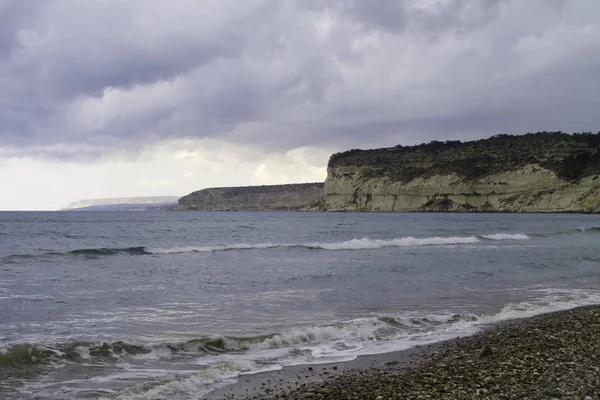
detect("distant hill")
(61, 196), (179, 211)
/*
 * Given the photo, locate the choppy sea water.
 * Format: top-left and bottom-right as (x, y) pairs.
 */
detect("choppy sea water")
(1, 211), (600, 399)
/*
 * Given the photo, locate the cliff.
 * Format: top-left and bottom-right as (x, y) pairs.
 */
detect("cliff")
(176, 183), (324, 211)
(324, 132), (600, 213)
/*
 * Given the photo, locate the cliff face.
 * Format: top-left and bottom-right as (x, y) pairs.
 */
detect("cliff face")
(324, 132), (600, 213)
(176, 183), (324, 211)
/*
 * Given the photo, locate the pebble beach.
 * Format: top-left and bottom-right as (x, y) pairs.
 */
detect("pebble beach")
(210, 305), (600, 400)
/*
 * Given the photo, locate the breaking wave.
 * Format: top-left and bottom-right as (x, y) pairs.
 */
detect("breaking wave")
(9, 226), (600, 262)
(5, 288), (600, 399)
(148, 233), (529, 254)
(68, 247), (151, 256)
(577, 226), (600, 233)
(0, 247), (151, 264)
(0, 341), (147, 369)
(5, 288), (600, 367)
(480, 233), (529, 240)
(1, 233), (535, 263)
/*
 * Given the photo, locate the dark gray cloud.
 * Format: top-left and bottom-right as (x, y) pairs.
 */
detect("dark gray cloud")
(301, 0), (508, 37)
(334, 0), (408, 31)
(0, 0), (599, 160)
(0, 0), (43, 59)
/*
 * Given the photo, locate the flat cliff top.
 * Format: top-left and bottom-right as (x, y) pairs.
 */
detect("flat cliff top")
(328, 132), (600, 182)
(181, 182), (324, 199)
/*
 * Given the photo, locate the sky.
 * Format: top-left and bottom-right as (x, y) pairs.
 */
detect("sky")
(1, 0), (600, 210)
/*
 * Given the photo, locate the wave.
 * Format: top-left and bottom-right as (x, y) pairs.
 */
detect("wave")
(145, 290), (600, 367)
(0, 340), (148, 369)
(68, 247), (151, 256)
(0, 344), (59, 368)
(96, 365), (246, 400)
(0, 233), (534, 263)
(2, 227), (599, 264)
(577, 226), (600, 233)
(480, 233), (529, 240)
(149, 243), (284, 254)
(11, 226), (600, 262)
(148, 233), (528, 254)
(0, 315), (476, 373)
(536, 225), (600, 237)
(125, 226), (600, 255)
(309, 236), (482, 250)
(149, 236), (483, 254)
(0, 247), (152, 264)
(5, 288), (600, 399)
(6, 288), (600, 368)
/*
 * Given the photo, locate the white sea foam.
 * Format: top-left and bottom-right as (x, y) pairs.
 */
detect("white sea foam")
(147, 234), (509, 254)
(259, 325), (350, 349)
(74, 346), (91, 360)
(96, 361), (280, 400)
(481, 233), (529, 240)
(484, 288), (600, 322)
(311, 236), (481, 250)
(144, 345), (175, 360)
(96, 369), (236, 400)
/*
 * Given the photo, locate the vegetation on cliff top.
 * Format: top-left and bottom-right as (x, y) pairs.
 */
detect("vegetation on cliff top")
(179, 183), (324, 204)
(328, 132), (600, 182)
(177, 183), (325, 211)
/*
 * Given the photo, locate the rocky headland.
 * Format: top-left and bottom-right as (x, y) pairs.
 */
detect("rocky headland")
(176, 183), (324, 211)
(325, 132), (600, 213)
(177, 132), (600, 213)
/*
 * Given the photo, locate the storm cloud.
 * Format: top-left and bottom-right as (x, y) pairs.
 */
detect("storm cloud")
(1, 0), (600, 160)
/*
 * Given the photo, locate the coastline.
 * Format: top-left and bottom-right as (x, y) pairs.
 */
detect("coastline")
(206, 305), (600, 399)
(170, 209), (599, 214)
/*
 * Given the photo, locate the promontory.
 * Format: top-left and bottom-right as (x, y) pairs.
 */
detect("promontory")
(175, 183), (324, 211)
(176, 132), (600, 213)
(325, 132), (600, 213)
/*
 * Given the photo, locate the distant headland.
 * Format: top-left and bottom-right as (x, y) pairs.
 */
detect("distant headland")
(179, 132), (600, 213)
(175, 183), (324, 211)
(61, 196), (179, 211)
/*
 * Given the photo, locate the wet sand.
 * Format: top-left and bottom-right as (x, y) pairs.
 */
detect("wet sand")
(206, 305), (600, 399)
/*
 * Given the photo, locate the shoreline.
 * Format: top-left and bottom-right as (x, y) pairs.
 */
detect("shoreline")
(169, 209), (599, 214)
(206, 305), (600, 399)
(205, 344), (438, 400)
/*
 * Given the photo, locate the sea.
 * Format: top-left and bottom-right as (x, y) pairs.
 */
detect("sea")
(1, 211), (600, 399)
